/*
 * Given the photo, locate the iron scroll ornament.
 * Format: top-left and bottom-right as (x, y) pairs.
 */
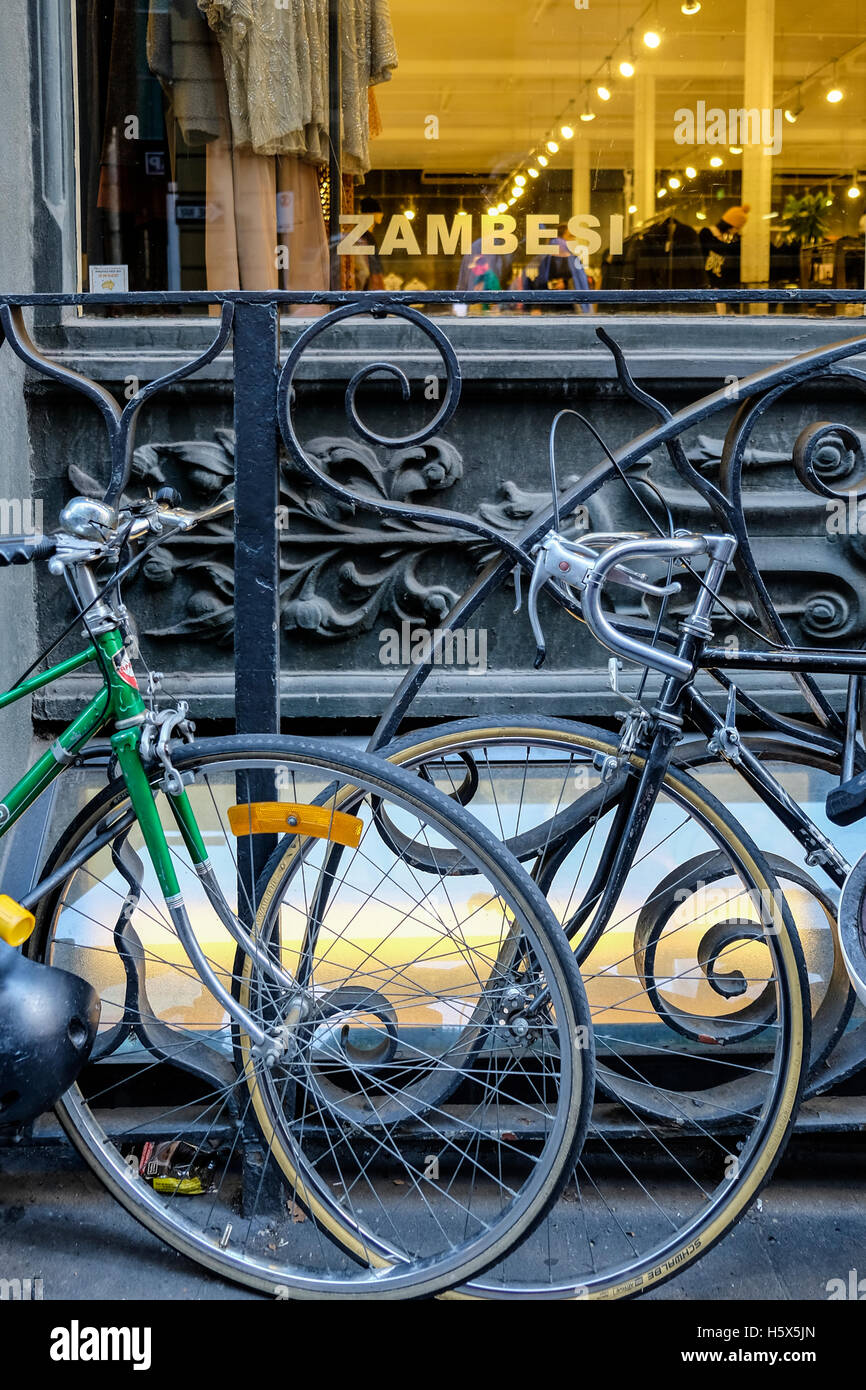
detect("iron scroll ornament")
(277, 301), (547, 576)
(368, 325), (866, 750)
(0, 302), (236, 512)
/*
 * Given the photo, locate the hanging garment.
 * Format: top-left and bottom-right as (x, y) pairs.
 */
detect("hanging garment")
(202, 29), (329, 294)
(146, 0), (225, 146)
(604, 218), (708, 309)
(197, 0), (397, 173)
(206, 141), (329, 290)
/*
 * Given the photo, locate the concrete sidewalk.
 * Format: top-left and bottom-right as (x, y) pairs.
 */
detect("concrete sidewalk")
(1, 1135), (864, 1301)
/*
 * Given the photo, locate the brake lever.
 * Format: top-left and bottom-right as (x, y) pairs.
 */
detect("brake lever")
(526, 533), (680, 669)
(527, 551), (564, 668)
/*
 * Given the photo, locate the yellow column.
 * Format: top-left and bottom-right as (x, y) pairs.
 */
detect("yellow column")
(633, 72), (656, 225)
(740, 0), (775, 303)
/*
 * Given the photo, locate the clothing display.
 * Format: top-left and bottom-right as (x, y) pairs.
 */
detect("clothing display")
(146, 0), (224, 146)
(205, 140), (329, 291)
(197, 0), (397, 174)
(604, 216), (708, 307)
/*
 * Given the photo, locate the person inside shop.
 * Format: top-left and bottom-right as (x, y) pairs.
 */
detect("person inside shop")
(530, 223), (592, 312)
(699, 203), (750, 291)
(353, 195), (386, 290)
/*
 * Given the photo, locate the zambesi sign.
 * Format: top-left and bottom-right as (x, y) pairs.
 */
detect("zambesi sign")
(337, 213), (625, 259)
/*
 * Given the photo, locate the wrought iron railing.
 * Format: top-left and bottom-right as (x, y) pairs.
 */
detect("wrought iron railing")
(2, 287), (866, 742)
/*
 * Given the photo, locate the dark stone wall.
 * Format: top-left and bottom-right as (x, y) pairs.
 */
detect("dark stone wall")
(26, 312), (866, 729)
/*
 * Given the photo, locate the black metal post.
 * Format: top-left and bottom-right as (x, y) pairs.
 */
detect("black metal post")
(232, 300), (281, 736)
(328, 0), (342, 290)
(232, 300), (281, 933)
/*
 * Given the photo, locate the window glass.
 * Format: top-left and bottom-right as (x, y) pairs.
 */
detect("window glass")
(75, 1), (866, 311)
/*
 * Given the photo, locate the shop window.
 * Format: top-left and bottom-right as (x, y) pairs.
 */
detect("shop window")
(73, 1), (866, 312)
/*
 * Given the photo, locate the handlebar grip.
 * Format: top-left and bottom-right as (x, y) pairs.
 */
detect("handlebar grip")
(0, 535), (56, 567)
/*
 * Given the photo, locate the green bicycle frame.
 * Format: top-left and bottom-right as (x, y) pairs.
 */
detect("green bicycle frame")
(0, 627), (208, 904)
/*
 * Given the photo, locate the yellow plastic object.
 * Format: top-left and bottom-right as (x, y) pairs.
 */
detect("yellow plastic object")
(152, 1176), (205, 1196)
(227, 802), (364, 849)
(0, 894), (36, 947)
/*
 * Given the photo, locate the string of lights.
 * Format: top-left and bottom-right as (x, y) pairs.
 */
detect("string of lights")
(484, 8), (866, 228)
(485, 0), (704, 213)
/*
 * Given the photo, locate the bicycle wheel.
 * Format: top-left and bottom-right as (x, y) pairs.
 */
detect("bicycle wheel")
(376, 717), (810, 1298)
(31, 735), (592, 1299)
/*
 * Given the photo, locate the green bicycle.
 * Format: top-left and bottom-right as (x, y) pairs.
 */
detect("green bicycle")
(0, 489), (594, 1299)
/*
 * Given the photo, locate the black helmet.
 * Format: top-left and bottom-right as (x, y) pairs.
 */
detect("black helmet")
(0, 940), (100, 1128)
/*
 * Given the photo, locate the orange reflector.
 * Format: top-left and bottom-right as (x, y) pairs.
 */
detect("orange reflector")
(227, 802), (363, 848)
(0, 894), (36, 947)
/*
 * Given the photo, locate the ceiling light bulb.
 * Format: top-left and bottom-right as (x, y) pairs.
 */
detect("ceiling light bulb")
(628, 203), (637, 214)
(657, 187), (667, 197)
(512, 185), (525, 197)
(848, 183), (862, 199)
(681, 1), (701, 13)
(580, 109), (595, 122)
(668, 176), (681, 189)
(643, 30), (661, 48)
(619, 60), (635, 78)
(497, 202), (508, 213)
(404, 208), (415, 220)
(537, 153), (549, 167)
(709, 156), (723, 168)
(827, 86), (844, 103)
(685, 166), (697, 179)
(528, 166), (540, 177)
(546, 139), (559, 154)
(696, 209), (707, 220)
(515, 174), (526, 186)
(560, 124), (574, 140)
(507, 198), (515, 206)
(784, 108), (798, 124)
(597, 84), (611, 102)
(486, 206), (498, 216)
(729, 146), (743, 155)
